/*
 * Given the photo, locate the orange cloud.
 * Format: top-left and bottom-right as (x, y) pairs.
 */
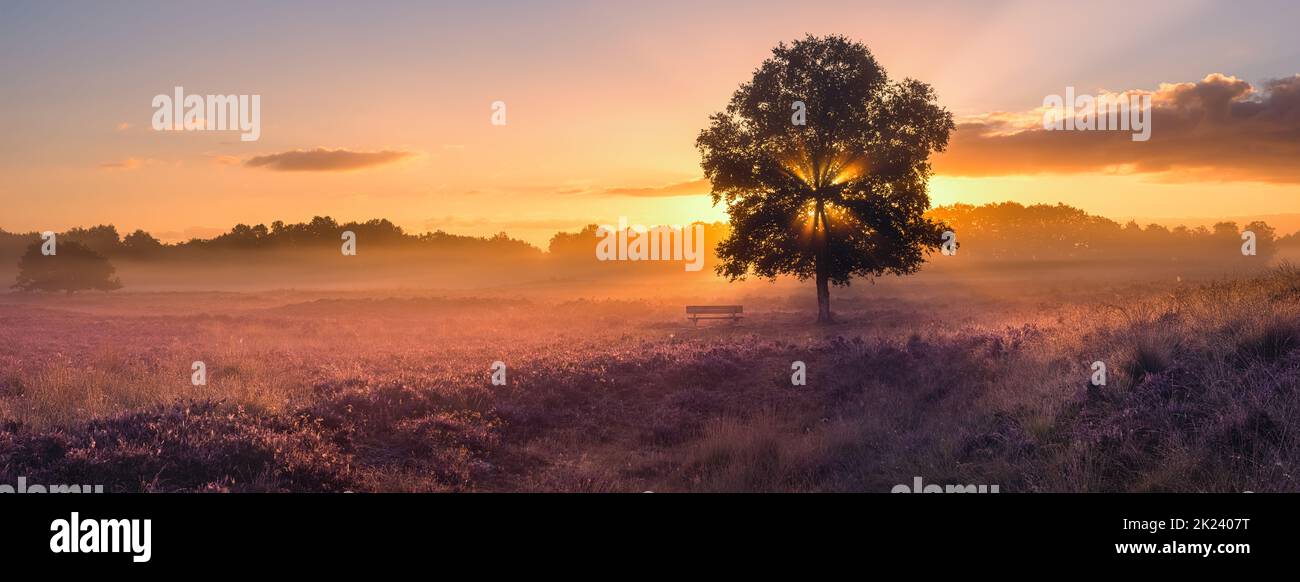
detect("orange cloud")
(603, 178), (711, 197)
(99, 158), (146, 170)
(423, 216), (591, 231)
(243, 148), (416, 172)
(936, 74), (1300, 183)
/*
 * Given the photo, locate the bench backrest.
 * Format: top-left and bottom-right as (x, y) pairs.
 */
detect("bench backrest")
(686, 305), (743, 314)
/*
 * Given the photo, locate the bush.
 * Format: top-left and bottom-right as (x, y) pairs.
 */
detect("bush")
(12, 240), (122, 292)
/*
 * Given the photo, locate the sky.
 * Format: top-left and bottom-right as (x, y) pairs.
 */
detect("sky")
(2, 0), (1299, 246)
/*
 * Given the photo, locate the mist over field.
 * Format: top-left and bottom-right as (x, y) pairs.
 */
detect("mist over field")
(3, 203), (1299, 492)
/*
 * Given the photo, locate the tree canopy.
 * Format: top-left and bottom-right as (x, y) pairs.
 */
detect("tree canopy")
(13, 240), (122, 293)
(697, 35), (954, 322)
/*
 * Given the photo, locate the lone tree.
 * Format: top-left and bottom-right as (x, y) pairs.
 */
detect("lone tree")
(13, 240), (122, 293)
(697, 35), (954, 323)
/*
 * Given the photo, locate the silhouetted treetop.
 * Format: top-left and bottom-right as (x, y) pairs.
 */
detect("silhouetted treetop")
(13, 241), (122, 293)
(698, 34), (955, 322)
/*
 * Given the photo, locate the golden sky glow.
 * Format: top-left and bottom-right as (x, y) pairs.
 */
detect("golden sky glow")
(3, 1), (1299, 246)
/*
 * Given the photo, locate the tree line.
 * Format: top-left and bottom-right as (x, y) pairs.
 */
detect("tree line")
(928, 202), (1287, 263)
(0, 216), (539, 261)
(3, 204), (1296, 292)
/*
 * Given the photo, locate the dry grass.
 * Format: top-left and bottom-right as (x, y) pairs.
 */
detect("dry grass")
(1, 266), (1298, 491)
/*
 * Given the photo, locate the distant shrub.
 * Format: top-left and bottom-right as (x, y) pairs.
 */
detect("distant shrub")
(12, 241), (122, 293)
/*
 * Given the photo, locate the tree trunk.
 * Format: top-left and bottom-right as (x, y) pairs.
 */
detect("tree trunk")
(814, 200), (833, 324)
(816, 263), (832, 323)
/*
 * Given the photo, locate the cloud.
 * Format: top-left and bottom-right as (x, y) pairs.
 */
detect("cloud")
(99, 158), (146, 170)
(243, 148), (416, 172)
(935, 73), (1300, 183)
(422, 216), (591, 232)
(603, 178), (711, 197)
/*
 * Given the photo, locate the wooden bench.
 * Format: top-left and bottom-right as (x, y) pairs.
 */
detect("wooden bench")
(686, 305), (743, 325)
